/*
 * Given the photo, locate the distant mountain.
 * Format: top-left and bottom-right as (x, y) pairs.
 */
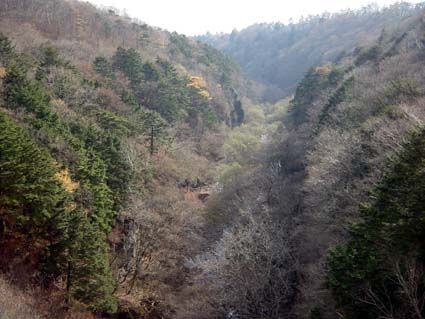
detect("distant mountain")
(206, 4), (425, 318)
(196, 2), (425, 101)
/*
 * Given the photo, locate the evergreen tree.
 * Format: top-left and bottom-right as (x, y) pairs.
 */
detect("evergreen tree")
(151, 80), (183, 122)
(139, 110), (169, 155)
(66, 211), (117, 313)
(39, 42), (61, 68)
(82, 122), (131, 208)
(327, 128), (425, 319)
(0, 111), (66, 230)
(112, 47), (143, 86)
(0, 32), (15, 65)
(3, 63), (52, 119)
(35, 42), (61, 80)
(93, 56), (115, 78)
(186, 85), (217, 128)
(141, 61), (160, 81)
(0, 112), (117, 313)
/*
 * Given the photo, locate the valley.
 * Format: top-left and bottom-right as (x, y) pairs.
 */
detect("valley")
(1, 1), (425, 319)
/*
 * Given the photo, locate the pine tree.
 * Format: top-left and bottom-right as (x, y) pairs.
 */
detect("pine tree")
(35, 42), (62, 80)
(0, 33), (15, 65)
(0, 111), (65, 230)
(93, 56), (115, 78)
(327, 128), (425, 319)
(39, 42), (61, 68)
(3, 63), (52, 119)
(139, 110), (169, 155)
(112, 47), (143, 86)
(66, 211), (117, 313)
(141, 61), (160, 81)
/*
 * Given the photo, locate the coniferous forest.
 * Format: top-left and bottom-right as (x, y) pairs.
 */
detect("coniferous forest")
(2, 1), (425, 318)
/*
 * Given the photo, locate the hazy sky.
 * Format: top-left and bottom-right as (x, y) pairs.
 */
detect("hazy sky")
(86, 0), (422, 35)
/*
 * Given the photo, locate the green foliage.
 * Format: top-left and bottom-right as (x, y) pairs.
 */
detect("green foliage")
(220, 71), (231, 86)
(84, 126), (131, 208)
(66, 213), (118, 313)
(0, 114), (118, 313)
(146, 78), (184, 122)
(112, 47), (143, 86)
(328, 68), (344, 86)
(39, 42), (61, 68)
(108, 48), (218, 128)
(135, 57), (217, 127)
(96, 110), (131, 136)
(4, 63), (52, 119)
(1, 47), (125, 312)
(354, 45), (383, 66)
(120, 89), (138, 107)
(0, 23), (236, 316)
(222, 125), (262, 165)
(318, 76), (354, 126)
(310, 307), (323, 319)
(182, 85), (216, 129)
(169, 32), (192, 58)
(93, 56), (115, 78)
(0, 32), (15, 65)
(290, 68), (335, 126)
(141, 61), (160, 81)
(217, 162), (243, 184)
(139, 110), (170, 155)
(36, 43), (63, 80)
(327, 128), (425, 319)
(0, 111), (66, 229)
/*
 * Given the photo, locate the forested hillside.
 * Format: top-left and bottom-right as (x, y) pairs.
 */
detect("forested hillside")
(3, 1), (425, 319)
(0, 0), (248, 317)
(197, 2), (425, 101)
(196, 4), (425, 318)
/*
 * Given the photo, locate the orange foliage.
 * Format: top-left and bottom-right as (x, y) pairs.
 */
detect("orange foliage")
(315, 64), (332, 75)
(182, 186), (200, 202)
(0, 67), (6, 78)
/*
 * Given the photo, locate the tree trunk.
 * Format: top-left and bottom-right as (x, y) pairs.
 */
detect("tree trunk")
(66, 261), (72, 304)
(150, 126), (154, 155)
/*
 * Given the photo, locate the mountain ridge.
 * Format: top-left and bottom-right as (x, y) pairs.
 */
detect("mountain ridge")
(196, 2), (425, 101)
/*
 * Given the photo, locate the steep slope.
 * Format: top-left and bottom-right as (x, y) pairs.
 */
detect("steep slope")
(327, 128), (425, 319)
(0, 0), (250, 318)
(264, 8), (425, 318)
(0, 0), (247, 125)
(197, 2), (425, 101)
(189, 5), (425, 319)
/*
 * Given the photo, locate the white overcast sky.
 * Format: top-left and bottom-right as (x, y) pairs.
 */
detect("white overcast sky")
(86, 0), (423, 35)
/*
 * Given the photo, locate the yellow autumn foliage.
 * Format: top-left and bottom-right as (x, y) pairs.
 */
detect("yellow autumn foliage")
(188, 76), (211, 99)
(188, 76), (207, 88)
(52, 98), (66, 108)
(199, 89), (211, 98)
(56, 168), (79, 193)
(0, 67), (6, 78)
